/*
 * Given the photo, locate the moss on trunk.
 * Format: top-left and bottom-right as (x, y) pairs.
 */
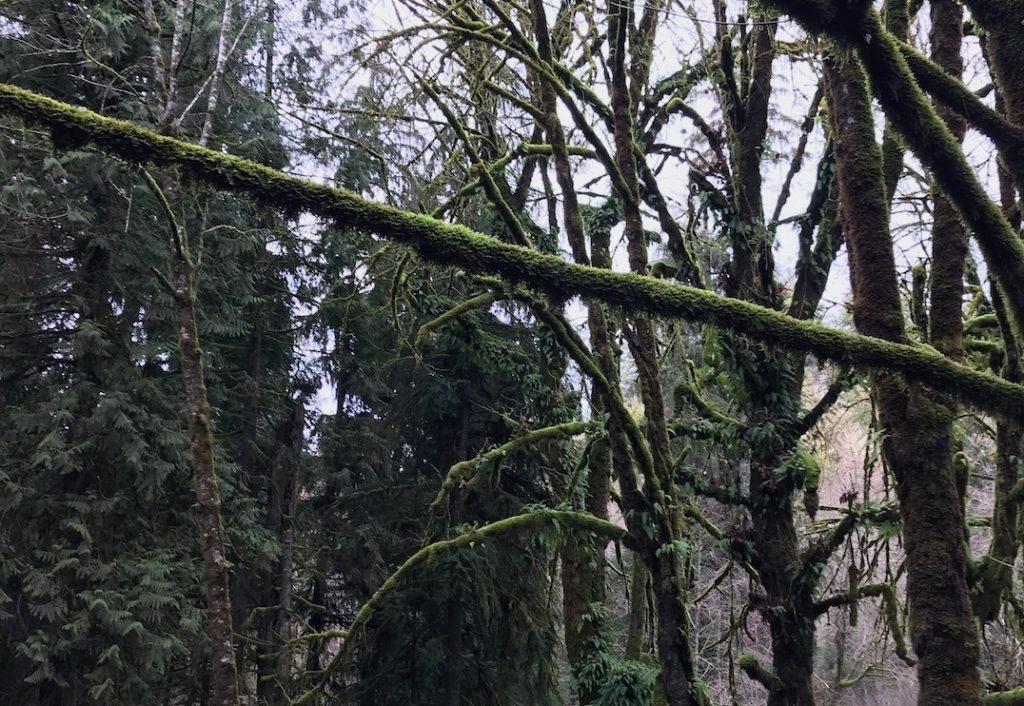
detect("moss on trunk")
(826, 50), (983, 706)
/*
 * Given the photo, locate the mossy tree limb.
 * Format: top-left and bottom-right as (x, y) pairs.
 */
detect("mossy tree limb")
(737, 653), (782, 694)
(973, 287), (1024, 622)
(414, 291), (499, 348)
(291, 508), (627, 705)
(4, 83), (1024, 418)
(984, 688), (1024, 705)
(428, 420), (598, 517)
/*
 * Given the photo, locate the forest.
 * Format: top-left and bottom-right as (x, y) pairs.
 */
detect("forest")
(1, 0), (1024, 704)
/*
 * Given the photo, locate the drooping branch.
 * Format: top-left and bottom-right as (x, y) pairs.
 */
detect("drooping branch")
(814, 581), (914, 666)
(5, 83), (1024, 417)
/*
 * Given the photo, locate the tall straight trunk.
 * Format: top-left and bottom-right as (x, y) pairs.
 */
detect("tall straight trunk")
(927, 0), (967, 360)
(155, 172), (241, 706)
(559, 403), (610, 705)
(528, 4), (656, 701)
(714, 9), (829, 702)
(969, 0), (1024, 133)
(232, 256), (265, 674)
(157, 176), (241, 706)
(825, 52), (982, 706)
(141, 2), (244, 701)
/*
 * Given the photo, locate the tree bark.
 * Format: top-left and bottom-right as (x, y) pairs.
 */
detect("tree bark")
(825, 51), (982, 706)
(171, 200), (242, 706)
(927, 0), (967, 361)
(144, 163), (240, 706)
(608, 4), (704, 703)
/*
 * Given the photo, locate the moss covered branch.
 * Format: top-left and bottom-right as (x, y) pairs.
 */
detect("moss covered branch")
(428, 420), (598, 515)
(985, 688), (1024, 705)
(737, 653), (782, 692)
(5, 83), (1024, 417)
(292, 508), (626, 704)
(815, 582), (914, 666)
(414, 291), (499, 348)
(801, 511), (858, 575)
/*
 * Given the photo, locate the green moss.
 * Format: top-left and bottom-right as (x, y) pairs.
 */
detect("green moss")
(3, 83), (1024, 417)
(984, 688), (1024, 705)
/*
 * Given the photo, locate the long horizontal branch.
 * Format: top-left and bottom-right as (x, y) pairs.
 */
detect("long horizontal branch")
(4, 83), (1024, 417)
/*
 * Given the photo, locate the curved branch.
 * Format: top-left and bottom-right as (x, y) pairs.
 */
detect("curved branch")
(415, 291), (498, 348)
(795, 367), (853, 436)
(292, 508), (627, 704)
(428, 420), (598, 515)
(738, 653), (782, 692)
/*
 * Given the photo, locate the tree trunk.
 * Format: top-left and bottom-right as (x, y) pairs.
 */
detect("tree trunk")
(748, 441), (817, 706)
(560, 412), (610, 705)
(146, 168), (240, 706)
(825, 51), (982, 706)
(172, 216), (242, 706)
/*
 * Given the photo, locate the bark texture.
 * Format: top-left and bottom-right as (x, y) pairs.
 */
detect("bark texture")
(826, 51), (982, 706)
(169, 201), (242, 706)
